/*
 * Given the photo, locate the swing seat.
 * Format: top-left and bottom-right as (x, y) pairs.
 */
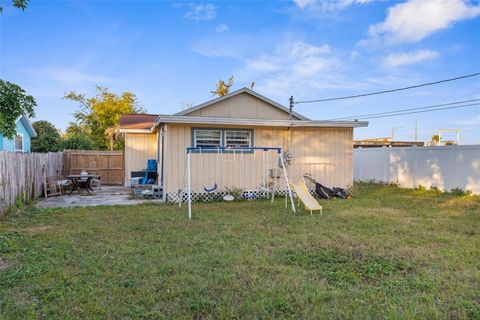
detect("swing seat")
(243, 192), (256, 200)
(204, 184), (218, 193)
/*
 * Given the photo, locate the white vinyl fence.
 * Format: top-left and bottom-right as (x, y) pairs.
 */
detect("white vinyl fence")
(0, 151), (64, 213)
(354, 145), (480, 194)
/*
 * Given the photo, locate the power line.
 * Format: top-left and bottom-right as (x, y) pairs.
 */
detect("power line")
(330, 102), (480, 121)
(295, 72), (480, 104)
(329, 98), (480, 121)
(360, 103), (480, 120)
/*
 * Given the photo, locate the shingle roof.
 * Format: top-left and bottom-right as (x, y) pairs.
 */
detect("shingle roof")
(119, 114), (158, 130)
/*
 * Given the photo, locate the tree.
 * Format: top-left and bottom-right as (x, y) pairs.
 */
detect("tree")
(431, 134), (440, 145)
(0, 0), (29, 13)
(61, 134), (94, 150)
(104, 125), (120, 152)
(211, 76), (234, 97)
(0, 80), (36, 139)
(31, 121), (62, 152)
(64, 86), (144, 151)
(64, 122), (90, 137)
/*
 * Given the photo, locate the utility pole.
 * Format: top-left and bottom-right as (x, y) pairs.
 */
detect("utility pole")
(414, 117), (418, 142)
(289, 96), (294, 120)
(391, 126), (404, 142)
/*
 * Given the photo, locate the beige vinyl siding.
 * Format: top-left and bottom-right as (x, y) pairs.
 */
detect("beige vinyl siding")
(124, 132), (157, 178)
(164, 124), (353, 194)
(186, 92), (300, 120)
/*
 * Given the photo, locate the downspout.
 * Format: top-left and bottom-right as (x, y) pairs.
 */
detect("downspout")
(287, 124), (294, 164)
(159, 126), (165, 187)
(156, 126), (162, 184)
(161, 124), (168, 202)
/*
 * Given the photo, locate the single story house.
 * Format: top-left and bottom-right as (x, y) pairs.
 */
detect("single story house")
(119, 88), (368, 202)
(0, 115), (37, 153)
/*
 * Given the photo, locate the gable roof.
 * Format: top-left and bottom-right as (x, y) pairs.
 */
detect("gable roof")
(17, 115), (37, 137)
(174, 87), (310, 121)
(119, 114), (159, 132)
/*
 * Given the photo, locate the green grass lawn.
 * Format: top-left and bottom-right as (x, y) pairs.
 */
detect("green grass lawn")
(1, 183), (479, 319)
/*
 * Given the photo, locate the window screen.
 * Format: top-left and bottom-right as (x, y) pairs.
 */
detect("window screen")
(194, 129), (222, 148)
(224, 130), (251, 148)
(14, 134), (23, 152)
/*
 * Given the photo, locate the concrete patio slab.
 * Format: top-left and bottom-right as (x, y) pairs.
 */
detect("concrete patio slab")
(35, 186), (161, 209)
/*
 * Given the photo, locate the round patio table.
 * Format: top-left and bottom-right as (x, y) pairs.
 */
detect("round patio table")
(66, 175), (100, 195)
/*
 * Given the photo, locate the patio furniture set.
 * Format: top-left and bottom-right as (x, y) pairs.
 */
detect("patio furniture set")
(44, 172), (101, 198)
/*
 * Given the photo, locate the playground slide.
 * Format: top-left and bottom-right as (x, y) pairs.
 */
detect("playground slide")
(291, 181), (323, 215)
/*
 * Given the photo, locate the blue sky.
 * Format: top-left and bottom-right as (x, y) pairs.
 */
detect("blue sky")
(1, 0), (479, 143)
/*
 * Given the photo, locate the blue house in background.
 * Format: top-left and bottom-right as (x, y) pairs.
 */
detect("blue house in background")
(0, 115), (37, 153)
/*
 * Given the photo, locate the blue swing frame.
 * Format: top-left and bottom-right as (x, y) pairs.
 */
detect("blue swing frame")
(188, 146), (283, 194)
(186, 146), (282, 154)
(182, 146), (297, 219)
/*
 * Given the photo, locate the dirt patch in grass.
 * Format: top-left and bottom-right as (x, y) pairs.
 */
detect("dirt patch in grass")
(276, 247), (415, 286)
(0, 258), (8, 270)
(22, 226), (52, 234)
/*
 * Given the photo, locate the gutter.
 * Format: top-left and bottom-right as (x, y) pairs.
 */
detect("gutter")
(119, 128), (155, 133)
(153, 116), (368, 128)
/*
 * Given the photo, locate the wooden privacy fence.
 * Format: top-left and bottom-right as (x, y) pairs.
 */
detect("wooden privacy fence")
(0, 151), (64, 212)
(63, 150), (124, 185)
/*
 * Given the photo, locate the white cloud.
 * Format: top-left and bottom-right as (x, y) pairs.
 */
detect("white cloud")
(246, 57), (280, 72)
(288, 41), (330, 57)
(24, 66), (114, 85)
(293, 0), (317, 9)
(241, 41), (341, 96)
(381, 49), (439, 68)
(457, 116), (480, 126)
(215, 23), (229, 33)
(184, 3), (216, 21)
(293, 0), (373, 11)
(245, 42), (335, 75)
(368, 0), (480, 44)
(190, 34), (264, 59)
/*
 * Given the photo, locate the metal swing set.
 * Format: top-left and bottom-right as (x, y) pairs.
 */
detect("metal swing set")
(179, 146), (296, 219)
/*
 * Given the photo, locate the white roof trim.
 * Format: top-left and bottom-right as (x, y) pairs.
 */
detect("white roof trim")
(173, 87), (311, 121)
(155, 115), (368, 128)
(17, 115), (37, 137)
(119, 128), (154, 133)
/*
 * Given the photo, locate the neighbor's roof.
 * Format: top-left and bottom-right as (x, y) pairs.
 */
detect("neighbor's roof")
(155, 115), (368, 128)
(119, 114), (159, 132)
(173, 87), (311, 121)
(17, 115), (37, 138)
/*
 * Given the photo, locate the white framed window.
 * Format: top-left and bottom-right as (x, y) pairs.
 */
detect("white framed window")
(14, 134), (24, 152)
(224, 130), (252, 148)
(193, 129), (222, 148)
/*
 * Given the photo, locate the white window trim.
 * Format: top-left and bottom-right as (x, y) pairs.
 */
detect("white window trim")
(14, 133), (24, 152)
(224, 130), (252, 148)
(192, 128), (254, 151)
(193, 129), (222, 148)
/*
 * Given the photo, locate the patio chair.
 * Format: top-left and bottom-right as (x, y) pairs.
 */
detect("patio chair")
(90, 175), (101, 190)
(44, 176), (63, 198)
(58, 178), (73, 194)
